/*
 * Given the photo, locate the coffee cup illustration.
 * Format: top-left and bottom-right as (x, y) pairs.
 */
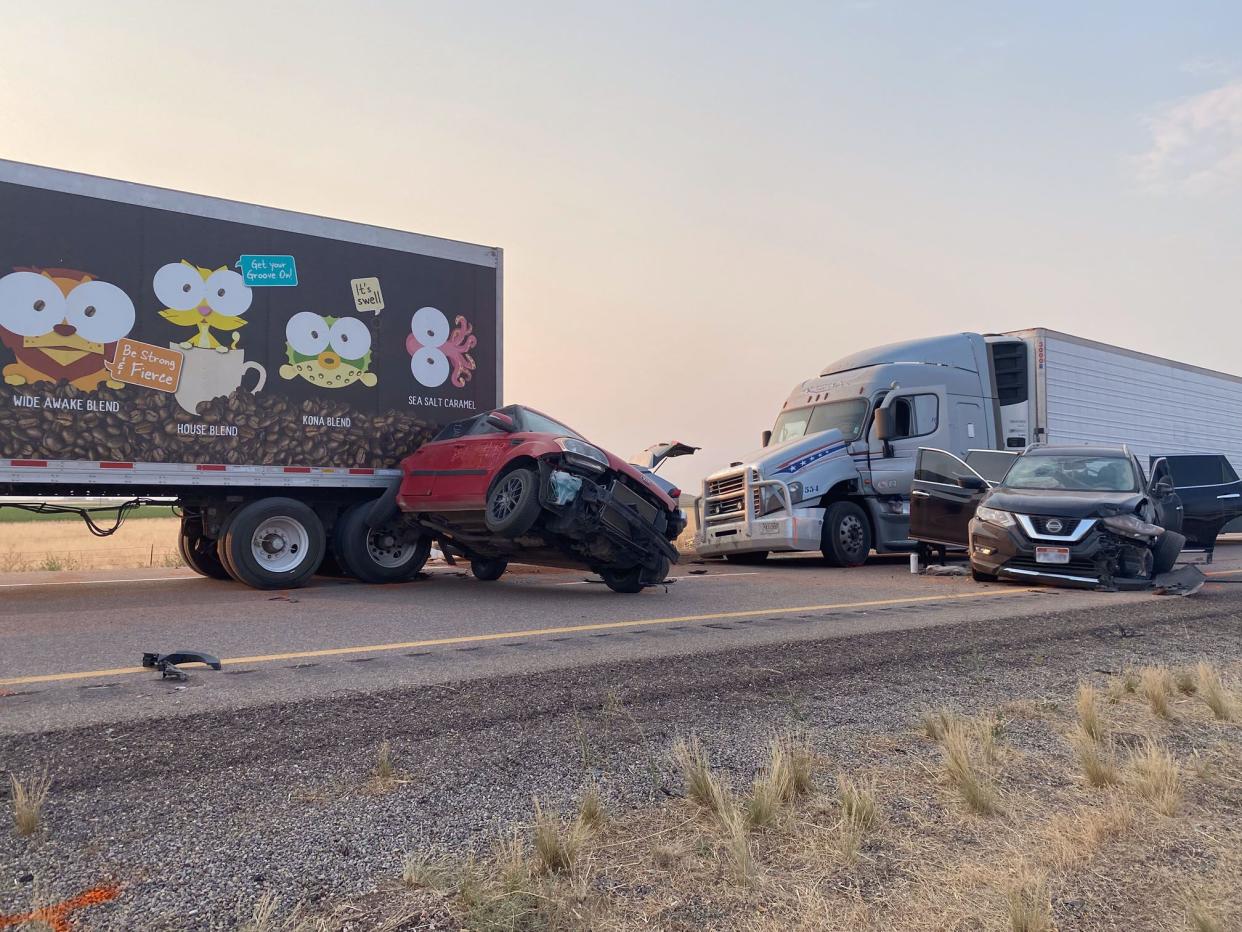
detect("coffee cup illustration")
(172, 343), (266, 415)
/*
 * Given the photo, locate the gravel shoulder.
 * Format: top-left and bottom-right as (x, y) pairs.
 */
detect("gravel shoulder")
(2, 588), (1241, 929)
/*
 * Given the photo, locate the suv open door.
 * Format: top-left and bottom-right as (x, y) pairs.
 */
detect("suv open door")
(909, 448), (992, 549)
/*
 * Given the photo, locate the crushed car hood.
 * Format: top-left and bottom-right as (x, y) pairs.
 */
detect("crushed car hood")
(982, 489), (1146, 518)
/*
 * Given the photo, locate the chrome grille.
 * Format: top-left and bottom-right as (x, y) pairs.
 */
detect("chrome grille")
(704, 468), (751, 526)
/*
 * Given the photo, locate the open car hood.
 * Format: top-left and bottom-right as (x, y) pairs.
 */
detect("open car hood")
(982, 489), (1146, 519)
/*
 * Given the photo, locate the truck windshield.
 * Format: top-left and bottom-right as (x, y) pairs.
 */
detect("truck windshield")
(771, 399), (868, 446)
(1004, 455), (1138, 492)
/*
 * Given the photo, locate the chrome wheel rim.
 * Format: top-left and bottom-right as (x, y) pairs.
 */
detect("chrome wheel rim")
(251, 516), (309, 573)
(490, 474), (525, 522)
(367, 525), (414, 568)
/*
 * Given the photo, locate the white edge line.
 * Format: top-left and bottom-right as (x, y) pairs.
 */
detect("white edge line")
(0, 575), (196, 589)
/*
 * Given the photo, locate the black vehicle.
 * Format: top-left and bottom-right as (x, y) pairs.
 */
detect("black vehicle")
(910, 444), (1185, 588)
(1150, 454), (1242, 558)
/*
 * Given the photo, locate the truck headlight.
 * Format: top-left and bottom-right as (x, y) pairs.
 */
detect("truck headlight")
(975, 505), (1016, 528)
(557, 438), (609, 473)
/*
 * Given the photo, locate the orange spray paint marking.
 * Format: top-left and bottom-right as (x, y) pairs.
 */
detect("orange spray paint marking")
(0, 884), (119, 932)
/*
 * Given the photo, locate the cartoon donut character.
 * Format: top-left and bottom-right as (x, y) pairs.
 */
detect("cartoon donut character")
(0, 267), (135, 390)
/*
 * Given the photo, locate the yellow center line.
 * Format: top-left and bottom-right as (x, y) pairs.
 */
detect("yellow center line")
(1204, 567), (1242, 577)
(0, 587), (1041, 688)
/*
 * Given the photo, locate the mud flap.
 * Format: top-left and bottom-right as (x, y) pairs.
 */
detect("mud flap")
(365, 477), (403, 529)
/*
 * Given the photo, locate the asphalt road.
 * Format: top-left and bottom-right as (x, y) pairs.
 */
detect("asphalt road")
(3, 547), (1241, 735)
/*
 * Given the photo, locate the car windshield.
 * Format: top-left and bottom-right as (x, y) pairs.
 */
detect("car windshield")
(771, 399), (868, 446)
(519, 408), (584, 439)
(1004, 454), (1138, 492)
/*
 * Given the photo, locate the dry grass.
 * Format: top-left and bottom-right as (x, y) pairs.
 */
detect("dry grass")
(1108, 667), (1140, 699)
(744, 733), (815, 828)
(673, 735), (731, 817)
(532, 798), (584, 875)
(1196, 662), (1235, 721)
(1067, 725), (1121, 787)
(0, 516), (183, 572)
(1007, 868), (1053, 932)
(396, 665), (1242, 932)
(939, 718), (1001, 815)
(1076, 682), (1105, 741)
(1128, 739), (1182, 815)
(1187, 893), (1227, 932)
(9, 770), (51, 836)
(920, 707), (955, 741)
(1174, 667), (1199, 695)
(1139, 665), (1175, 719)
(578, 783), (606, 831)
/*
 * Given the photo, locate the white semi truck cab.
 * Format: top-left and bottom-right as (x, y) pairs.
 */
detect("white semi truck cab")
(697, 332), (1034, 564)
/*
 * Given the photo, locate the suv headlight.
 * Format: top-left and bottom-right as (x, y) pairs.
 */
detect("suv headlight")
(557, 437), (609, 473)
(975, 505), (1016, 528)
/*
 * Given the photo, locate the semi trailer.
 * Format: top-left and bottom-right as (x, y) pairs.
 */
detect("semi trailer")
(696, 329), (1242, 565)
(0, 159), (501, 589)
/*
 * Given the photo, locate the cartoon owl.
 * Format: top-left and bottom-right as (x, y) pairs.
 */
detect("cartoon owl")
(0, 267), (136, 391)
(154, 260), (252, 352)
(279, 312), (377, 388)
(406, 306), (476, 388)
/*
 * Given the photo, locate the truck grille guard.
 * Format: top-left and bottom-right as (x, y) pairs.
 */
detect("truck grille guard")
(699, 467), (793, 539)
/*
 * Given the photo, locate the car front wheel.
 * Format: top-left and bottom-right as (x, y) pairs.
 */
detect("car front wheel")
(484, 467), (543, 536)
(470, 557), (508, 581)
(600, 565), (644, 593)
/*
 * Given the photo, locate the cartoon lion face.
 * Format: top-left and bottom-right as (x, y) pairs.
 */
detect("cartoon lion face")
(278, 312), (377, 388)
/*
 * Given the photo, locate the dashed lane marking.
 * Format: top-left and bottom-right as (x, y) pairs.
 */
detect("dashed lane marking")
(0, 587), (1039, 688)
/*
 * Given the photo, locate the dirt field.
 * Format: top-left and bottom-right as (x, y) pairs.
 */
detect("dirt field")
(0, 517), (182, 572)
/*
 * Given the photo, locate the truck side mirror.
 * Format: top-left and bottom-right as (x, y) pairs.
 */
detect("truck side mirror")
(761, 430), (772, 448)
(874, 408), (894, 442)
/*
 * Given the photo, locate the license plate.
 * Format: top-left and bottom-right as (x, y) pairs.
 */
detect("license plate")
(1035, 546), (1070, 564)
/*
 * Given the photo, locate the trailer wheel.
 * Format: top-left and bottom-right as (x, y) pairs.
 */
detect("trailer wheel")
(215, 509), (243, 582)
(177, 517), (231, 580)
(222, 497), (326, 590)
(335, 502), (430, 584)
(484, 467), (542, 536)
(470, 557), (508, 581)
(821, 501), (872, 567)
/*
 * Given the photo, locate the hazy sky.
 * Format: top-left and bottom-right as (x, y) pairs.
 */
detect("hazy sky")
(2, 1), (1240, 488)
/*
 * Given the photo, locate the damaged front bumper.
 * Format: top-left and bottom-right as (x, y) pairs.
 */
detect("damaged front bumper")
(969, 513), (1181, 590)
(536, 460), (679, 574)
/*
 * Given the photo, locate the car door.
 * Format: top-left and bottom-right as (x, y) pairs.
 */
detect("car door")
(964, 449), (1020, 487)
(1148, 457), (1184, 534)
(438, 423), (515, 508)
(909, 448), (990, 547)
(1160, 454), (1242, 548)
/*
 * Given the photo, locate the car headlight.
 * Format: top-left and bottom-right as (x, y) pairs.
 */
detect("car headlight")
(557, 437), (609, 473)
(975, 505), (1016, 528)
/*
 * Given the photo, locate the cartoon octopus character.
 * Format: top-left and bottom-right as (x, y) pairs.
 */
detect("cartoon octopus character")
(406, 307), (476, 388)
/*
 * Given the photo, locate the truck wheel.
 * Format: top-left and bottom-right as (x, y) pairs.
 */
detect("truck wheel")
(334, 502), (430, 584)
(600, 565), (645, 593)
(177, 517), (231, 580)
(470, 557), (508, 581)
(222, 497), (326, 590)
(725, 551), (769, 565)
(484, 467), (542, 536)
(821, 501), (872, 567)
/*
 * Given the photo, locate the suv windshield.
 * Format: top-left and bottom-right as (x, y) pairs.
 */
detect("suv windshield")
(1004, 454), (1138, 492)
(771, 399), (868, 447)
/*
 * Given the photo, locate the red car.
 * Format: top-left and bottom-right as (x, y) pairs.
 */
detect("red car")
(392, 405), (684, 592)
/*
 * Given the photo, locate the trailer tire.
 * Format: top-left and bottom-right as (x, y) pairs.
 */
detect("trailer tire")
(178, 518), (231, 580)
(821, 501), (872, 567)
(215, 509), (243, 582)
(222, 497), (326, 590)
(724, 551), (769, 565)
(470, 557), (508, 581)
(335, 501), (430, 584)
(484, 467), (542, 537)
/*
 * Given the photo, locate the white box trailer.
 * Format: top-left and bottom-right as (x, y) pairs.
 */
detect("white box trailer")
(0, 159), (502, 588)
(1018, 328), (1242, 476)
